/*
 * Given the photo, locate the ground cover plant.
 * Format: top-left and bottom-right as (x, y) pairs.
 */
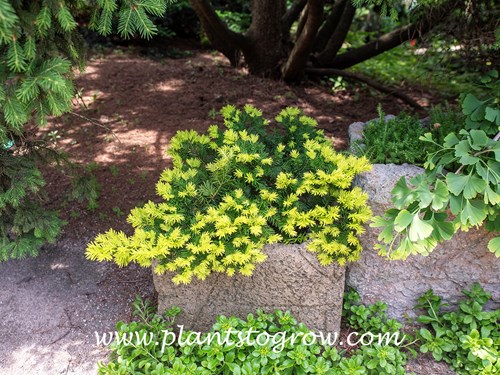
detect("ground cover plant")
(97, 283), (499, 374)
(357, 110), (429, 165)
(357, 105), (465, 166)
(97, 291), (411, 375)
(416, 283), (500, 374)
(86, 105), (372, 284)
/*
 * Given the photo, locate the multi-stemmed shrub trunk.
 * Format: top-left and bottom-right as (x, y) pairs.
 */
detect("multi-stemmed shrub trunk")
(188, 0), (459, 82)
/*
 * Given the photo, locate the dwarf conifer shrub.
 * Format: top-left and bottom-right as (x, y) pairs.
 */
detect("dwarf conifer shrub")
(87, 106), (372, 284)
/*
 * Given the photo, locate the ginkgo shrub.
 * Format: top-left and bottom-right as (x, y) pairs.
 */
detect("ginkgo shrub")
(372, 71), (500, 259)
(86, 105), (372, 284)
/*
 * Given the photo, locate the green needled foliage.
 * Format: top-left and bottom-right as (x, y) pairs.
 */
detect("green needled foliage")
(372, 71), (500, 259)
(0, 0), (169, 259)
(358, 110), (431, 165)
(86, 105), (373, 284)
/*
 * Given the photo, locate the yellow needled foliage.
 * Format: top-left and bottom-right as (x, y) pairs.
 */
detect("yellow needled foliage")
(86, 105), (372, 284)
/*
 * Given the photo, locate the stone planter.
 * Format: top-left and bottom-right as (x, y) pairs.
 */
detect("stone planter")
(346, 120), (500, 321)
(153, 242), (346, 333)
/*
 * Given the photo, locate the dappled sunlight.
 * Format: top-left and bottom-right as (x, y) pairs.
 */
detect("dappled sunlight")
(50, 262), (69, 270)
(35, 50), (416, 241)
(152, 79), (186, 92)
(5, 342), (100, 374)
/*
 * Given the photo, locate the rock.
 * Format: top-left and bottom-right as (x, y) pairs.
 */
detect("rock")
(367, 114), (396, 123)
(153, 242), (346, 334)
(354, 163), (424, 216)
(348, 164), (499, 321)
(347, 122), (366, 144)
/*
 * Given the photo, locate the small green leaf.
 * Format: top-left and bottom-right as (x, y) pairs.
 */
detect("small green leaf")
(443, 133), (460, 148)
(454, 140), (479, 165)
(432, 180), (449, 210)
(463, 175), (487, 199)
(487, 237), (500, 257)
(391, 177), (416, 209)
(446, 173), (468, 196)
(470, 129), (491, 148)
(408, 215), (434, 242)
(394, 210), (414, 232)
(460, 200), (487, 227)
(484, 185), (500, 205)
(420, 328), (433, 341)
(416, 185), (433, 208)
(462, 94), (486, 121)
(432, 220), (455, 241)
(449, 194), (463, 215)
(484, 107), (500, 126)
(446, 173), (485, 199)
(371, 216), (394, 243)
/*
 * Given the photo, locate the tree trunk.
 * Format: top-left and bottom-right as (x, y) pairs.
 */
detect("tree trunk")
(313, 1), (356, 66)
(313, 0), (347, 52)
(295, 4), (309, 42)
(242, 0), (287, 75)
(188, 0), (246, 66)
(282, 0), (308, 37)
(282, 0), (324, 82)
(188, 0), (455, 79)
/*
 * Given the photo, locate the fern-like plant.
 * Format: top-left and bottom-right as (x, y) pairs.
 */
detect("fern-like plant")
(87, 105), (372, 284)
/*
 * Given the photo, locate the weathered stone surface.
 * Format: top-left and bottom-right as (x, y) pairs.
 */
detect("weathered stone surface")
(348, 121), (366, 144)
(354, 163), (424, 216)
(348, 164), (499, 321)
(153, 242), (346, 333)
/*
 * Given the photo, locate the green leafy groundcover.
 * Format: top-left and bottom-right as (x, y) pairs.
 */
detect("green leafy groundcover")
(98, 293), (410, 375)
(417, 283), (500, 375)
(98, 285), (499, 375)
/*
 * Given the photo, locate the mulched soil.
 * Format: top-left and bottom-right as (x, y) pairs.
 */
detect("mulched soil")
(40, 47), (434, 236)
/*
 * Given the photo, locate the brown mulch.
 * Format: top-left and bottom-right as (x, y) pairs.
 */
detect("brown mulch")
(39, 48), (434, 236)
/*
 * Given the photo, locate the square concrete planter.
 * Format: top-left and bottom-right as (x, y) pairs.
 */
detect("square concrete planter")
(346, 119), (499, 321)
(153, 242), (346, 333)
